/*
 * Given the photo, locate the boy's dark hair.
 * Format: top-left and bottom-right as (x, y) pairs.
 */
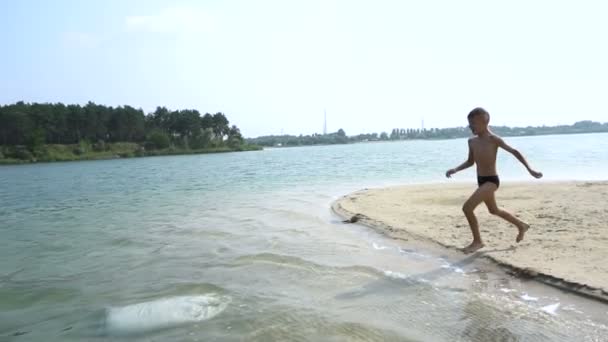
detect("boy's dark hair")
(467, 107), (490, 121)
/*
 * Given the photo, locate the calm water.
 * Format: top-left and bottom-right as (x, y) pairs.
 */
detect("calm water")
(1, 133), (608, 341)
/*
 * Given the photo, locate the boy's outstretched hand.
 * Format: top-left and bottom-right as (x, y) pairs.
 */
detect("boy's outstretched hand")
(529, 169), (543, 179)
(446, 169), (456, 178)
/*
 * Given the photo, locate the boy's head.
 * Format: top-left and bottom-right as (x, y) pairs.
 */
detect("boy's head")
(467, 107), (490, 135)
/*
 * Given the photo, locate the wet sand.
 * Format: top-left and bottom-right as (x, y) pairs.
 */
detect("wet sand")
(333, 181), (608, 301)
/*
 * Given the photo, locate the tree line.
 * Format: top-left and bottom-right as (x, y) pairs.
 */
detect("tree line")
(387, 120), (608, 140)
(0, 101), (246, 151)
(247, 129), (348, 147)
(247, 120), (608, 147)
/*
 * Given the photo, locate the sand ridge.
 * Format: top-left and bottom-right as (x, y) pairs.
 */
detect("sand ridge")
(333, 181), (608, 301)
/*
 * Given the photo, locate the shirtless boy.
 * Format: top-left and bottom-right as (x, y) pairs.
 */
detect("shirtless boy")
(446, 107), (543, 253)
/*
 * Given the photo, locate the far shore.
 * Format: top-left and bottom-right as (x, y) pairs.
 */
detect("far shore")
(333, 181), (608, 302)
(0, 143), (262, 165)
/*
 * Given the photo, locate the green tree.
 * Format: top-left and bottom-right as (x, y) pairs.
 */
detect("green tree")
(201, 113), (214, 130)
(149, 106), (170, 133)
(227, 125), (244, 148)
(176, 110), (202, 137)
(336, 128), (347, 143)
(190, 128), (213, 149)
(0, 109), (31, 145)
(146, 130), (171, 150)
(83, 102), (102, 142)
(66, 104), (84, 143)
(390, 129), (399, 140)
(26, 127), (46, 152)
(212, 112), (229, 141)
(123, 106), (145, 141)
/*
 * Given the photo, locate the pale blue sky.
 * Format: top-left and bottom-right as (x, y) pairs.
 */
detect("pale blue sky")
(1, 0), (606, 137)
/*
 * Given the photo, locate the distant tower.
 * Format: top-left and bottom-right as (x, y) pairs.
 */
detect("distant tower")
(323, 109), (327, 135)
(421, 118), (425, 131)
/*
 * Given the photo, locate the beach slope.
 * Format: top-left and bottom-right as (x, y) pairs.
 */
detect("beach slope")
(333, 181), (608, 300)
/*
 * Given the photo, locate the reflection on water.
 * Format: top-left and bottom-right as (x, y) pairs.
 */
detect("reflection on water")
(461, 300), (521, 342)
(1, 134), (608, 341)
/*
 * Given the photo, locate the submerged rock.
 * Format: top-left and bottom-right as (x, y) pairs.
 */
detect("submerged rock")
(343, 213), (365, 223)
(104, 294), (230, 335)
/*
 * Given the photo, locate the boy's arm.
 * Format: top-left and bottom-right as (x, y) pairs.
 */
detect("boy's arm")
(493, 136), (543, 178)
(446, 139), (474, 178)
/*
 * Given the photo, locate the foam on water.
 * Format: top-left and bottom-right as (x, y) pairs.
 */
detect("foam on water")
(383, 270), (409, 280)
(104, 294), (230, 335)
(541, 303), (561, 316)
(521, 294), (539, 302)
(440, 263), (466, 274)
(372, 242), (389, 250)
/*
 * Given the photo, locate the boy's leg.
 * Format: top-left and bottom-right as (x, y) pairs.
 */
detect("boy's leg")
(484, 192), (529, 243)
(461, 183), (497, 253)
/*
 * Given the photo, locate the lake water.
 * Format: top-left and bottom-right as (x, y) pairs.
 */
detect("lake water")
(1, 133), (608, 341)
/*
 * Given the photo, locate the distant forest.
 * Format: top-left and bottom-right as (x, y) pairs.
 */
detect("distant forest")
(0, 101), (246, 149)
(0, 102), (258, 163)
(247, 120), (608, 147)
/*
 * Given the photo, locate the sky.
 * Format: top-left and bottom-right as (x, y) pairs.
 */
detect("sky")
(1, 0), (607, 137)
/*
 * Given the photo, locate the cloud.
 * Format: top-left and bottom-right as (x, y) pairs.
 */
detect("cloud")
(125, 7), (214, 34)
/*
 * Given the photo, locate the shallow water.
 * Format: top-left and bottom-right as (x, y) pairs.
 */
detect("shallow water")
(1, 133), (608, 341)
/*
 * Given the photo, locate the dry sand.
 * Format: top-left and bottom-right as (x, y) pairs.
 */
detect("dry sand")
(333, 181), (608, 300)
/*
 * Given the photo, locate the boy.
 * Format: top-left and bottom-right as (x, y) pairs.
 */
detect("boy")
(446, 107), (543, 253)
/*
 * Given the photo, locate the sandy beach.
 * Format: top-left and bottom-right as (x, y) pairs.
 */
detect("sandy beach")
(333, 181), (608, 300)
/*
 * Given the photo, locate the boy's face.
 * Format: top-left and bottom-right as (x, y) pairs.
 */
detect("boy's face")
(468, 115), (488, 135)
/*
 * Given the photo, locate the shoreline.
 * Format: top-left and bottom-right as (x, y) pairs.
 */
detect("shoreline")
(249, 131), (608, 148)
(0, 144), (263, 166)
(332, 181), (608, 303)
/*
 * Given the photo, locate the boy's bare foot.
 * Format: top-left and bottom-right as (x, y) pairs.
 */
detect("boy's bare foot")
(516, 223), (530, 243)
(462, 241), (485, 254)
